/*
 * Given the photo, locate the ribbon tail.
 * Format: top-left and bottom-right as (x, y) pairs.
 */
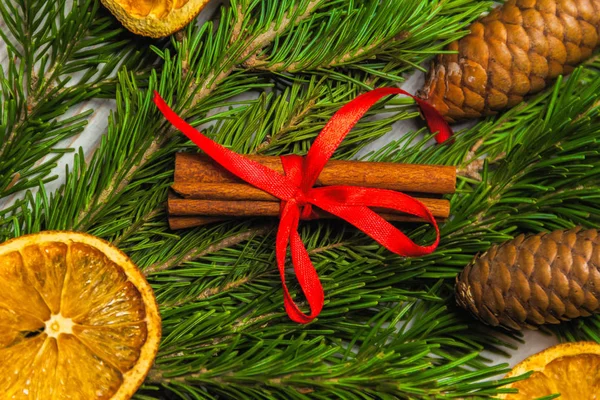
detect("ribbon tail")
(313, 187), (440, 256)
(289, 229), (324, 322)
(277, 202), (324, 323)
(414, 98), (453, 144)
(315, 186), (440, 219)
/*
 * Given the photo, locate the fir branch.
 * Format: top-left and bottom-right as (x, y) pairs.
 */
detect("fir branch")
(240, 0), (322, 70)
(145, 224), (274, 274)
(72, 0), (322, 231)
(111, 208), (162, 247)
(243, 0), (493, 79)
(147, 300), (517, 398)
(0, 0), (157, 211)
(194, 0), (322, 103)
(10, 1), (600, 398)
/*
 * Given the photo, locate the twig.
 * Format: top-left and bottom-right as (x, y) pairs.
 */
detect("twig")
(76, 139), (163, 229)
(308, 241), (348, 255)
(0, 97), (30, 160)
(5, 173), (20, 191)
(145, 224), (273, 274)
(244, 38), (388, 73)
(165, 275), (253, 308)
(252, 97), (317, 154)
(457, 151), (506, 181)
(75, 2), (322, 229)
(230, 3), (245, 44)
(112, 207), (162, 247)
(456, 139), (485, 180)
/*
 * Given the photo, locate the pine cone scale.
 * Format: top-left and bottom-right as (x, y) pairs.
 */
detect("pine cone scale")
(585, 291), (599, 311)
(513, 269), (531, 301)
(456, 228), (600, 330)
(492, 286), (506, 314)
(590, 265), (600, 295)
(533, 254), (552, 286)
(530, 282), (549, 310)
(570, 280), (585, 306)
(420, 0), (600, 122)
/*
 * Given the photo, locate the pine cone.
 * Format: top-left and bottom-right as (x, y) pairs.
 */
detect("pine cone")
(419, 0), (600, 122)
(456, 228), (600, 330)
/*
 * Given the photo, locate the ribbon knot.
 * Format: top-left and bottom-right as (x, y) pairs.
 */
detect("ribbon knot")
(153, 87), (452, 324)
(281, 154), (316, 219)
(294, 196), (314, 220)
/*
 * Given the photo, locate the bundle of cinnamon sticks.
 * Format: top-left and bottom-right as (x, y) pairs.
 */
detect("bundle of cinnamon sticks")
(168, 153), (456, 229)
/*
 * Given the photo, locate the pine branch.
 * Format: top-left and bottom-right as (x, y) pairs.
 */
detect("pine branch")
(9, 0), (600, 398)
(0, 0), (157, 211)
(145, 224), (274, 274)
(191, 0), (322, 105)
(243, 0), (493, 79)
(135, 65), (600, 397)
(72, 0), (322, 231)
(146, 299), (519, 399)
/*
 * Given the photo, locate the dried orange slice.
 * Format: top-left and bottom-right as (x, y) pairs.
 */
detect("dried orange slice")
(0, 231), (161, 399)
(101, 0), (211, 38)
(498, 341), (600, 399)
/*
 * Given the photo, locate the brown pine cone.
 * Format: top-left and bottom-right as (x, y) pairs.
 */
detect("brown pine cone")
(419, 0), (600, 122)
(456, 228), (600, 330)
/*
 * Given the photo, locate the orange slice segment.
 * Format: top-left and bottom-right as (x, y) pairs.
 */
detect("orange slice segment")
(100, 0), (211, 37)
(499, 341), (600, 399)
(0, 250), (51, 322)
(0, 231), (161, 400)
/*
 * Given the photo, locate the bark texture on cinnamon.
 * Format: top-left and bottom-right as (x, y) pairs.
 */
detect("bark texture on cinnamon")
(169, 216), (225, 230)
(456, 228), (600, 330)
(168, 197), (450, 218)
(169, 152), (456, 229)
(419, 0), (600, 122)
(175, 153), (456, 195)
(168, 214), (445, 230)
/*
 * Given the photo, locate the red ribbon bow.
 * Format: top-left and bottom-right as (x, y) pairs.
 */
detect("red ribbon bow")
(154, 88), (452, 323)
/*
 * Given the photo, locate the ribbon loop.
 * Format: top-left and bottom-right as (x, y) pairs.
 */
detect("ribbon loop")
(154, 87), (452, 323)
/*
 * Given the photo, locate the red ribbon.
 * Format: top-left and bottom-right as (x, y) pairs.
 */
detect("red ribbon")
(154, 88), (452, 323)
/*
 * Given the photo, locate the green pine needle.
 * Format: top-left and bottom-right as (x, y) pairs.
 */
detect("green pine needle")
(2, 0), (600, 398)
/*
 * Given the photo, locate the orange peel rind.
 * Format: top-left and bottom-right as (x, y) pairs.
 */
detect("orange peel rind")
(498, 341), (600, 399)
(101, 0), (211, 38)
(0, 231), (161, 399)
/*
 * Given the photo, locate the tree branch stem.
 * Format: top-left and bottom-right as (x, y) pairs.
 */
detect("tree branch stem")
(145, 224), (273, 274)
(74, 1), (322, 230)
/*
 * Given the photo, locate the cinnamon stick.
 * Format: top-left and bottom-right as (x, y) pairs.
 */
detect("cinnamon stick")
(175, 153), (456, 195)
(168, 197), (450, 219)
(172, 182), (446, 202)
(168, 214), (445, 230)
(169, 216), (225, 230)
(169, 153), (455, 229)
(172, 182), (281, 201)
